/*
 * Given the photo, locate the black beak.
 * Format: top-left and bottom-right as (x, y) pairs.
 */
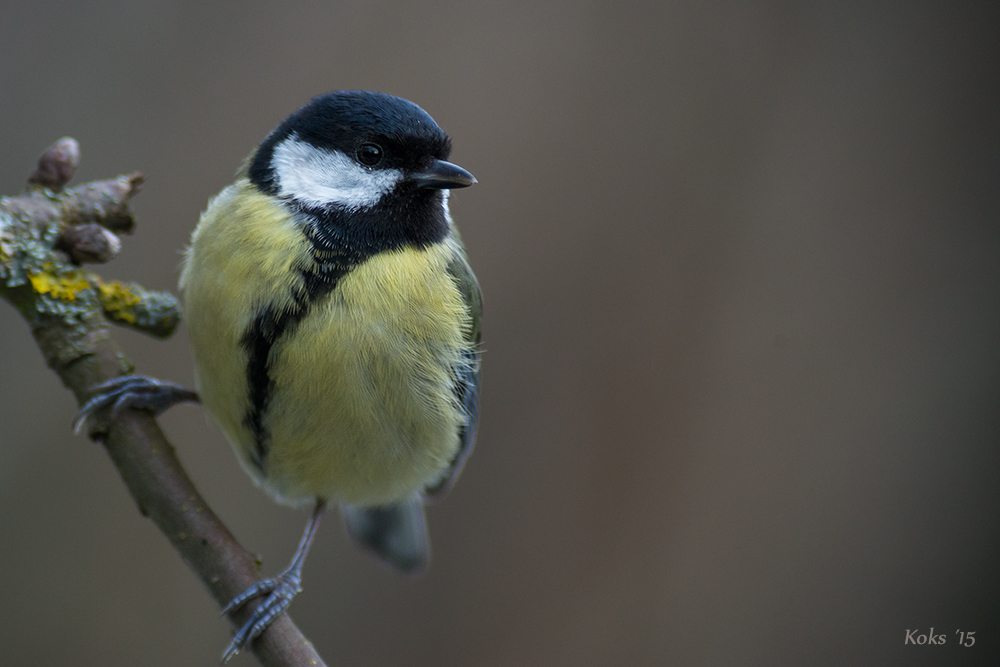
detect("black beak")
(410, 159), (477, 189)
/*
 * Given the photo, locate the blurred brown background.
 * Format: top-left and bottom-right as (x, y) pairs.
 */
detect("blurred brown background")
(2, 1), (998, 665)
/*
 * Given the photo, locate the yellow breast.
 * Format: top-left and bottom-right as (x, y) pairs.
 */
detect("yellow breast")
(181, 180), (470, 506)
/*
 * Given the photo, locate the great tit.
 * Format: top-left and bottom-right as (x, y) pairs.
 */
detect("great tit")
(76, 90), (481, 660)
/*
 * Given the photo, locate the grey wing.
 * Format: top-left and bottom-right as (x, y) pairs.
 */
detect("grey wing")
(424, 249), (482, 500)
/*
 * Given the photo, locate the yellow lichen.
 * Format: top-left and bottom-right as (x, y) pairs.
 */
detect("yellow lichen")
(96, 278), (142, 324)
(27, 263), (91, 301)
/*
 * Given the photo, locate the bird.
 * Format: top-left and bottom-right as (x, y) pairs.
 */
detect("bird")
(75, 90), (481, 660)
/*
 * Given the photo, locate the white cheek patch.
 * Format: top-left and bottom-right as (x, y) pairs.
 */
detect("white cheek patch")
(441, 188), (454, 227)
(271, 136), (403, 211)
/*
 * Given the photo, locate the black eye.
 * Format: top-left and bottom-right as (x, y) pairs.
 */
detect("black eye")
(356, 143), (383, 166)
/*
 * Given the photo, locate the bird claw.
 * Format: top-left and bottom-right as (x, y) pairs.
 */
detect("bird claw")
(220, 570), (304, 662)
(73, 374), (199, 434)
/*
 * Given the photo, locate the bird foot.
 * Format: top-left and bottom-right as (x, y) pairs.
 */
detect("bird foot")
(73, 374), (199, 434)
(220, 569), (304, 662)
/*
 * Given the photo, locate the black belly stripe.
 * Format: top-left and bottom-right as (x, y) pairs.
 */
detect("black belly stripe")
(240, 262), (350, 472)
(241, 304), (298, 470)
(239, 196), (452, 472)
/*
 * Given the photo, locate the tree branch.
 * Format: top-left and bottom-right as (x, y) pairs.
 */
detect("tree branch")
(1, 139), (327, 666)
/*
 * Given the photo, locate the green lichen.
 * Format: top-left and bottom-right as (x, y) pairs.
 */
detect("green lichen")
(26, 262), (101, 321)
(1, 206), (180, 338)
(96, 278), (180, 338)
(1, 207), (63, 288)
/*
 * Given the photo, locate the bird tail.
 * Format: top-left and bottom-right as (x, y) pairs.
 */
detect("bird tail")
(340, 495), (429, 574)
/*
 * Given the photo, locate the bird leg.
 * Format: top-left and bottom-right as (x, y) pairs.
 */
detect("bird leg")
(221, 499), (327, 662)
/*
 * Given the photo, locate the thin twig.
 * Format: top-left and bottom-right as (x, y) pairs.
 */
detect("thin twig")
(0, 139), (327, 667)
